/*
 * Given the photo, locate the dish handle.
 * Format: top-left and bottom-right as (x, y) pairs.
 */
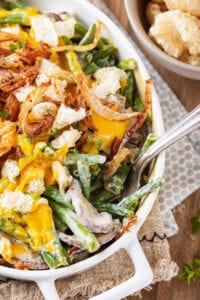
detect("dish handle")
(36, 279), (60, 300)
(35, 236), (153, 300)
(90, 236), (153, 300)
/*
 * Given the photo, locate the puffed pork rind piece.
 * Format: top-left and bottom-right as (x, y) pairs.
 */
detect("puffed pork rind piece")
(146, 1), (167, 25)
(149, 10), (200, 60)
(164, 0), (200, 17)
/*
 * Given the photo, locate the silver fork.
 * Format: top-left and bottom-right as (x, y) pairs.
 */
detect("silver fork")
(125, 105), (200, 195)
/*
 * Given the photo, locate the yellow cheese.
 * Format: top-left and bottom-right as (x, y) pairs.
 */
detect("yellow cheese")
(50, 145), (68, 163)
(16, 166), (44, 192)
(91, 114), (130, 148)
(23, 203), (55, 252)
(17, 134), (33, 156)
(0, 234), (32, 265)
(0, 178), (16, 193)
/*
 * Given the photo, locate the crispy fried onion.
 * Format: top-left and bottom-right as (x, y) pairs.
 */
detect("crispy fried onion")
(52, 21), (104, 52)
(0, 31), (50, 66)
(5, 93), (20, 122)
(120, 79), (152, 149)
(18, 87), (54, 136)
(104, 147), (131, 180)
(115, 215), (137, 239)
(0, 31), (19, 43)
(0, 121), (17, 158)
(0, 62), (40, 93)
(0, 53), (23, 69)
(76, 75), (140, 121)
(17, 42), (50, 65)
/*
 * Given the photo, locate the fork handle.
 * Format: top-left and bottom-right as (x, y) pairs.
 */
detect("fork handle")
(136, 105), (200, 172)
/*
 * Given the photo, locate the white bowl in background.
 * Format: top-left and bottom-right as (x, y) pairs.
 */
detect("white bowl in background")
(124, 0), (200, 80)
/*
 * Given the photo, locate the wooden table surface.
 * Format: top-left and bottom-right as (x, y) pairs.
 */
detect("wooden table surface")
(103, 1), (200, 299)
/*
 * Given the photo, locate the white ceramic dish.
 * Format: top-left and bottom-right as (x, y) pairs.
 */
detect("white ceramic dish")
(124, 0), (200, 80)
(0, 1), (165, 299)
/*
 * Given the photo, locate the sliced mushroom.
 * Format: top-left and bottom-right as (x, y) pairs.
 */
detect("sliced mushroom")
(58, 231), (84, 249)
(96, 219), (121, 245)
(58, 219), (121, 249)
(44, 13), (62, 22)
(67, 179), (114, 233)
(15, 253), (48, 270)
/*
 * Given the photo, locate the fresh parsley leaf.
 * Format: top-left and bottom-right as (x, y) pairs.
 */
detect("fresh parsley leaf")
(25, 134), (32, 143)
(9, 39), (27, 51)
(18, 38), (27, 48)
(178, 259), (200, 283)
(9, 43), (18, 51)
(191, 210), (200, 233)
(0, 109), (9, 119)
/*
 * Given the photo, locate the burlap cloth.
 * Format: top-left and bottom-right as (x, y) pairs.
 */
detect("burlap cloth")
(0, 199), (178, 299)
(0, 0), (179, 299)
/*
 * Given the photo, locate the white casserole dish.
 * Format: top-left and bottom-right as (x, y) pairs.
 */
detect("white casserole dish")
(0, 1), (165, 299)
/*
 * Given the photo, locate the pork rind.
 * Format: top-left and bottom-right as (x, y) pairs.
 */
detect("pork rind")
(146, 2), (167, 25)
(164, 0), (200, 17)
(149, 10), (200, 59)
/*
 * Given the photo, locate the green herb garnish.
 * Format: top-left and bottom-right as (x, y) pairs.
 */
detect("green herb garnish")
(178, 259), (200, 283)
(9, 38), (27, 51)
(191, 210), (200, 233)
(178, 210), (200, 283)
(0, 109), (9, 118)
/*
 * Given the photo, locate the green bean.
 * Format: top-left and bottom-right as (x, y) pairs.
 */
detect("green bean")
(41, 234), (69, 268)
(0, 0), (28, 9)
(79, 23), (96, 46)
(50, 201), (100, 253)
(93, 202), (133, 217)
(43, 185), (72, 208)
(61, 35), (71, 45)
(0, 217), (29, 242)
(90, 164), (102, 179)
(100, 37), (111, 45)
(75, 22), (88, 36)
(135, 96), (144, 112)
(96, 38), (105, 50)
(105, 163), (130, 195)
(91, 189), (117, 203)
(141, 133), (157, 153)
(65, 152), (106, 165)
(0, 13), (25, 25)
(96, 58), (110, 68)
(118, 58), (137, 71)
(119, 178), (164, 210)
(83, 62), (99, 75)
(120, 70), (136, 109)
(90, 179), (103, 193)
(93, 46), (117, 62)
(85, 53), (93, 64)
(53, 213), (68, 232)
(77, 160), (91, 199)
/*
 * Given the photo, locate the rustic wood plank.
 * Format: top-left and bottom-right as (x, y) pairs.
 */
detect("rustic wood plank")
(102, 1), (200, 299)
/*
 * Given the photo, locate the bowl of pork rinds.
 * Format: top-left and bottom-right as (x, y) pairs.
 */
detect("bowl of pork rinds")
(124, 0), (200, 80)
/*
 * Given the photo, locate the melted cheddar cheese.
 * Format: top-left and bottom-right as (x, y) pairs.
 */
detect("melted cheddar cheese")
(91, 114), (130, 148)
(23, 204), (56, 252)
